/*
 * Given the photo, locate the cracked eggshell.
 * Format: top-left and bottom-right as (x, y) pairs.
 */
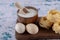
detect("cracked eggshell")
(15, 23), (25, 34)
(26, 23), (39, 34)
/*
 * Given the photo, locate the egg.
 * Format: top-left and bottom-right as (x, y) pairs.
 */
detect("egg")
(15, 23), (25, 34)
(26, 23), (39, 34)
(52, 22), (60, 34)
(39, 17), (53, 29)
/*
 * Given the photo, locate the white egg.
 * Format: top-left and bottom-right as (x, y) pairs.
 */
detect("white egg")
(15, 23), (25, 34)
(26, 23), (39, 34)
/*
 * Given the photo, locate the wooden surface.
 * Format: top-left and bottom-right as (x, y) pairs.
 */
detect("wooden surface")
(15, 17), (60, 40)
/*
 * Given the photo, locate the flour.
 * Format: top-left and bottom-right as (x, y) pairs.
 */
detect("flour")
(18, 9), (37, 18)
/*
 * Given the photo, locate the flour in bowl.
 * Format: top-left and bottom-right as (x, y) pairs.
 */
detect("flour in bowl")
(18, 9), (37, 18)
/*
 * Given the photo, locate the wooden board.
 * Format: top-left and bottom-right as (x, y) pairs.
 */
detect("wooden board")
(15, 17), (60, 40)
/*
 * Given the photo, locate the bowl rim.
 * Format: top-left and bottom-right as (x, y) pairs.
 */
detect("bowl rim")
(17, 6), (38, 18)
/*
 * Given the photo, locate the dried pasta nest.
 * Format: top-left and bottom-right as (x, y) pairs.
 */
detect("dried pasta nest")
(52, 22), (60, 34)
(47, 9), (60, 22)
(39, 17), (53, 29)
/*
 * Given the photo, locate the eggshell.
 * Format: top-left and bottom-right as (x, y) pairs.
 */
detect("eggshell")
(26, 23), (39, 34)
(15, 23), (25, 34)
